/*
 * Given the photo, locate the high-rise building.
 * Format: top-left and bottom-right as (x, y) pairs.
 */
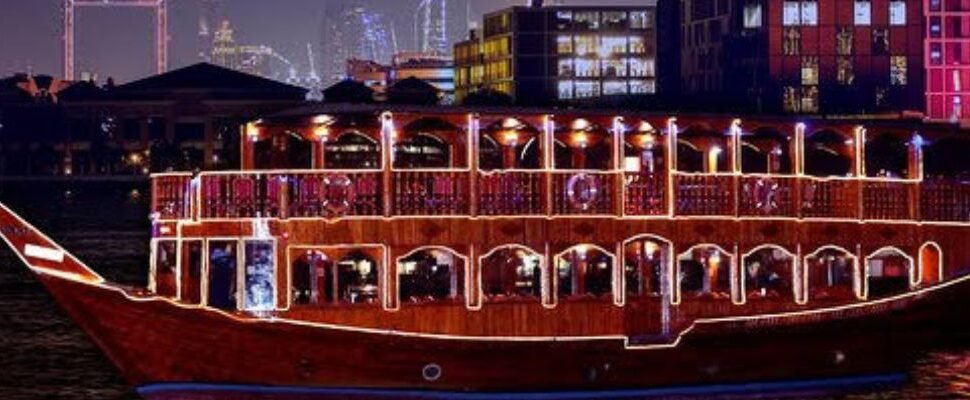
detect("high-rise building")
(321, 3), (398, 85)
(680, 0), (925, 115)
(198, 0), (225, 62)
(454, 2), (662, 106)
(925, 0), (970, 122)
(210, 20), (284, 79)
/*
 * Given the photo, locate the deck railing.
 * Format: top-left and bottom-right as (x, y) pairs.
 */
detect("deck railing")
(152, 170), (970, 223)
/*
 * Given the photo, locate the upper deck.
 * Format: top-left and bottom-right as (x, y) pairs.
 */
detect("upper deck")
(150, 107), (970, 225)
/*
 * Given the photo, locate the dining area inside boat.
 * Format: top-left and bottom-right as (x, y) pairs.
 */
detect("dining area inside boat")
(145, 106), (970, 338)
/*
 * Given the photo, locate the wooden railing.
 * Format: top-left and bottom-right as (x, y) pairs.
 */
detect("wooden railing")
(151, 171), (970, 223)
(151, 173), (193, 220)
(478, 171), (545, 216)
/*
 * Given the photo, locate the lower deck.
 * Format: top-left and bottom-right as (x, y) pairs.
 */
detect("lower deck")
(149, 216), (969, 338)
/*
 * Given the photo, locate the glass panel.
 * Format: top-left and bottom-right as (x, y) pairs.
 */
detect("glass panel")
(743, 3), (763, 28)
(604, 80), (628, 95)
(629, 57), (654, 77)
(559, 59), (575, 77)
(557, 35), (574, 54)
(574, 11), (600, 30)
(398, 249), (465, 304)
(601, 36), (628, 57)
(575, 35), (599, 56)
(180, 240), (203, 305)
(208, 240), (238, 310)
(630, 11), (651, 29)
(575, 81), (601, 98)
(629, 36), (647, 54)
(889, 1), (906, 26)
(603, 59), (627, 78)
(891, 56), (908, 85)
(337, 254), (379, 304)
(244, 241), (275, 311)
(558, 80), (575, 100)
(854, 1), (871, 26)
(154, 240), (177, 297)
(783, 2), (800, 26)
(801, 1), (818, 26)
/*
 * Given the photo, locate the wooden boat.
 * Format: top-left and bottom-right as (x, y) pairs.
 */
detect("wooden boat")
(2, 107), (970, 399)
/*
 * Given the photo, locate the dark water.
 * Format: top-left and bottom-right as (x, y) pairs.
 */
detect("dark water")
(0, 180), (968, 400)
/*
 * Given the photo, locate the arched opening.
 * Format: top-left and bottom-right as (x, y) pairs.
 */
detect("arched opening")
(555, 245), (614, 300)
(865, 133), (908, 178)
(925, 137), (970, 179)
(805, 129), (853, 177)
(480, 118), (541, 170)
(919, 242), (943, 285)
(677, 125), (727, 173)
(397, 247), (466, 304)
(286, 133), (313, 170)
(623, 121), (665, 174)
(325, 131), (381, 169)
(865, 247), (914, 299)
(742, 246), (796, 302)
(805, 246), (858, 301)
(623, 235), (672, 299)
(677, 245), (732, 300)
(555, 119), (612, 170)
(395, 118), (461, 169)
(741, 127), (792, 174)
(291, 250), (334, 306)
(480, 245), (544, 302)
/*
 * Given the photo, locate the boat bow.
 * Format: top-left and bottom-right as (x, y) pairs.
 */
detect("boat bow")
(0, 202), (105, 284)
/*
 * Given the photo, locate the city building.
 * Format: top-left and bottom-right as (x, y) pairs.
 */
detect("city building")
(680, 0), (924, 115)
(925, 0), (970, 122)
(346, 52), (454, 103)
(321, 3), (398, 85)
(211, 20), (291, 80)
(454, 1), (661, 106)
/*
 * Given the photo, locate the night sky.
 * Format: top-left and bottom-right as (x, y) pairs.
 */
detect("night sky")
(0, 0), (649, 83)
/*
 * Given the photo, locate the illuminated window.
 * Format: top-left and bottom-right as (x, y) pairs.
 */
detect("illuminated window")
(575, 35), (599, 55)
(556, 10), (573, 30)
(602, 11), (628, 30)
(398, 249), (464, 304)
(783, 86), (800, 112)
(801, 86), (819, 113)
(575, 11), (600, 30)
(629, 57), (654, 77)
(244, 241), (275, 311)
(629, 36), (647, 54)
(558, 80), (575, 99)
(575, 81), (601, 98)
(854, 1), (871, 26)
(891, 56), (907, 85)
(574, 58), (599, 77)
(557, 35), (573, 54)
(889, 1), (906, 26)
(743, 3), (763, 28)
(603, 36), (628, 55)
(783, 1), (816, 26)
(558, 59), (575, 77)
(930, 43), (942, 65)
(872, 29), (889, 56)
(837, 57), (855, 85)
(783, 2), (800, 26)
(604, 80), (628, 95)
(630, 11), (651, 29)
(603, 59), (627, 78)
(836, 28), (853, 56)
(784, 28), (801, 55)
(557, 247), (613, 299)
(802, 56), (819, 85)
(800, 1), (818, 26)
(481, 247), (542, 301)
(631, 80), (655, 94)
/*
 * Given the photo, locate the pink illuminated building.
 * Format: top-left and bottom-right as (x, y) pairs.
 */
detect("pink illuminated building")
(926, 0), (970, 121)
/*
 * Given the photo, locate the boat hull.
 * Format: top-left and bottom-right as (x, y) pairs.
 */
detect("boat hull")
(34, 273), (970, 397)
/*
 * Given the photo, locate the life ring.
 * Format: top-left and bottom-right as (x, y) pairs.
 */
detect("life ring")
(322, 174), (357, 215)
(752, 178), (780, 213)
(566, 173), (601, 211)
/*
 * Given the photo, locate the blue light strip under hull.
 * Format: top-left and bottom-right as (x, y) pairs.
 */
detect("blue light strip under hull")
(138, 373), (907, 399)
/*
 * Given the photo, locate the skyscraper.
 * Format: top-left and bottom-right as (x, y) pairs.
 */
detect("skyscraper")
(198, 0), (225, 62)
(321, 2), (398, 85)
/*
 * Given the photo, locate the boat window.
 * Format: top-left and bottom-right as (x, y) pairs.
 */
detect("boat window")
(207, 240), (238, 310)
(678, 246), (732, 300)
(743, 247), (795, 301)
(556, 245), (614, 300)
(866, 248), (913, 299)
(337, 251), (380, 305)
(180, 240), (203, 305)
(805, 130), (853, 177)
(865, 134), (908, 178)
(325, 132), (381, 170)
(244, 240), (276, 312)
(481, 246), (543, 301)
(624, 238), (669, 298)
(153, 240), (177, 298)
(398, 248), (465, 304)
(291, 250), (334, 306)
(805, 247), (857, 301)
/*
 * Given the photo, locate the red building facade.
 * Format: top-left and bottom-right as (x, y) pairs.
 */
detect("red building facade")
(925, 0), (970, 121)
